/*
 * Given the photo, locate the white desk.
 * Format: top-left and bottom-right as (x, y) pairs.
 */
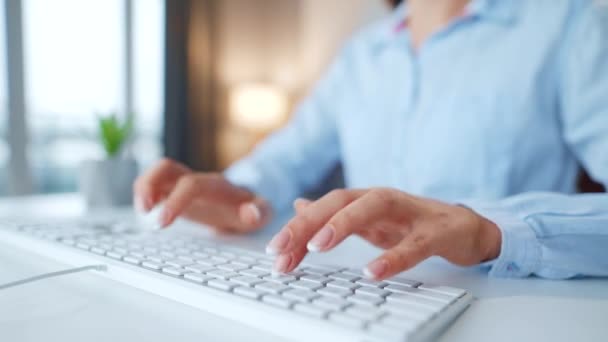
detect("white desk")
(1, 194), (607, 342)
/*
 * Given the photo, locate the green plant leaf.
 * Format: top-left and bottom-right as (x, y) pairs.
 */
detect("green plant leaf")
(98, 114), (133, 158)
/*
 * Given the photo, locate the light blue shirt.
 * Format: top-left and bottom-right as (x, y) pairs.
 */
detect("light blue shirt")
(226, 0), (608, 279)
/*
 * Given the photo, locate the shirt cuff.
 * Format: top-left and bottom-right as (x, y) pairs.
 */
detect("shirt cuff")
(464, 205), (542, 278)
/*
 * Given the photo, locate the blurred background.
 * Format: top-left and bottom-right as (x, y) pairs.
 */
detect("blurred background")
(0, 0), (390, 197)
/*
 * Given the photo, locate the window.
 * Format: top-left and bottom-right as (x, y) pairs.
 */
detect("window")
(0, 1), (7, 194)
(133, 0), (164, 168)
(20, 0), (164, 194)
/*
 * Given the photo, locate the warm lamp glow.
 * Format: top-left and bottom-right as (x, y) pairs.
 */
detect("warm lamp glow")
(230, 83), (288, 131)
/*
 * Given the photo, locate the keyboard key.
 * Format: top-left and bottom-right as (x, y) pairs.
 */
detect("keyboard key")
(300, 274), (331, 284)
(385, 284), (417, 294)
(207, 269), (239, 280)
(240, 269), (270, 278)
(381, 302), (437, 320)
(302, 267), (333, 276)
(237, 255), (257, 263)
(256, 259), (273, 266)
(142, 260), (164, 270)
(76, 242), (91, 250)
(290, 280), (323, 291)
(130, 251), (146, 258)
(356, 278), (387, 288)
(293, 303), (329, 318)
(263, 274), (296, 284)
(385, 293), (446, 309)
(91, 247), (106, 255)
(262, 295), (293, 308)
(328, 273), (360, 282)
(230, 259), (252, 267)
(252, 264), (272, 272)
(384, 276), (421, 288)
(106, 251), (124, 259)
(147, 255), (165, 263)
(162, 267), (185, 276)
(165, 259), (194, 268)
(160, 251), (176, 259)
(234, 286), (265, 299)
(355, 287), (390, 298)
(317, 287), (353, 298)
(282, 289), (320, 302)
(184, 273), (213, 283)
(344, 305), (384, 320)
(217, 263), (249, 272)
(326, 280), (359, 291)
(231, 275), (264, 287)
(211, 255), (230, 263)
(387, 287), (454, 304)
(124, 256), (143, 265)
(195, 259), (220, 267)
(185, 264), (215, 274)
(208, 279), (236, 291)
(328, 312), (366, 328)
(347, 294), (384, 306)
(418, 285), (466, 298)
(255, 281), (290, 294)
(312, 296), (352, 310)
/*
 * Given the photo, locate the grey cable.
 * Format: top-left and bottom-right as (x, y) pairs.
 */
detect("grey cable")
(0, 264), (108, 291)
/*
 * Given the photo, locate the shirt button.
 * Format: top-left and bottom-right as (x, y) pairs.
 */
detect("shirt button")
(506, 262), (520, 272)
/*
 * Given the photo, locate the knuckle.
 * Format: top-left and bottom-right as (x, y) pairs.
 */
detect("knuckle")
(158, 157), (175, 169)
(327, 189), (351, 204)
(369, 188), (399, 209)
(331, 209), (357, 230)
(411, 234), (433, 257)
(179, 174), (201, 190)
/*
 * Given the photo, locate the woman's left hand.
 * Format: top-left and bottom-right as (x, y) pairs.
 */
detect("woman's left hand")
(265, 188), (502, 280)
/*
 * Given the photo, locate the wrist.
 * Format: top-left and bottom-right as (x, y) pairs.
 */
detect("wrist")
(479, 216), (502, 261)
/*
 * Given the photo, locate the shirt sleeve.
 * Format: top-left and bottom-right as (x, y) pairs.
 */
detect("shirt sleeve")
(224, 44), (353, 213)
(464, 3), (608, 280)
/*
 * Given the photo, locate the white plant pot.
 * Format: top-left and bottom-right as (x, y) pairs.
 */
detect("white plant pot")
(79, 158), (138, 208)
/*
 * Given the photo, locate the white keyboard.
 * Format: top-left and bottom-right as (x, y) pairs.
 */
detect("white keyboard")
(0, 221), (473, 342)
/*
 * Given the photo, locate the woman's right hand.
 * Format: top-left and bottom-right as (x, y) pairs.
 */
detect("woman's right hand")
(133, 158), (272, 233)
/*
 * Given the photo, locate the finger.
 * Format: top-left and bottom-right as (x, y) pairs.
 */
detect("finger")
(293, 198), (312, 213)
(160, 175), (254, 228)
(237, 196), (272, 231)
(265, 189), (364, 256)
(272, 245), (308, 275)
(308, 189), (406, 252)
(364, 230), (436, 280)
(133, 158), (190, 211)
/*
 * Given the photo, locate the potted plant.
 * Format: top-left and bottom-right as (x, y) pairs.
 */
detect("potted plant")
(79, 114), (138, 208)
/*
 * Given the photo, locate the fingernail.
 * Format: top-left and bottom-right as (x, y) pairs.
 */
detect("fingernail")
(159, 209), (173, 228)
(307, 225), (334, 252)
(363, 259), (388, 279)
(265, 228), (291, 255)
(245, 202), (261, 222)
(143, 197), (153, 212)
(134, 196), (144, 213)
(273, 254), (292, 274)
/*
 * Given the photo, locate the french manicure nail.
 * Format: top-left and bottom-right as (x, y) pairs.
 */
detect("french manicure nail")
(363, 259), (388, 279)
(159, 209), (173, 228)
(134, 196), (144, 213)
(265, 228), (291, 255)
(273, 254), (292, 274)
(307, 225), (335, 252)
(245, 202), (261, 222)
